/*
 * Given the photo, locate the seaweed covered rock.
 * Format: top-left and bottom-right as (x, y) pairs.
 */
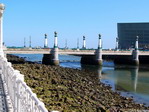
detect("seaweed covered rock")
(13, 63), (149, 112)
(7, 54), (35, 64)
(7, 54), (26, 64)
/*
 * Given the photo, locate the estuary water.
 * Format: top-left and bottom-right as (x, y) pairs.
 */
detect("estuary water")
(13, 54), (149, 106)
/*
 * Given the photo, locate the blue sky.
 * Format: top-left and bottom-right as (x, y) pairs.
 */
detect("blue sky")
(1, 0), (149, 48)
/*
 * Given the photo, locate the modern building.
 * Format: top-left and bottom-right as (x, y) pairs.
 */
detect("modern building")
(118, 23), (149, 49)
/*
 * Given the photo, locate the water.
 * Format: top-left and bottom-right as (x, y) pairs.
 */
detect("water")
(13, 54), (149, 106)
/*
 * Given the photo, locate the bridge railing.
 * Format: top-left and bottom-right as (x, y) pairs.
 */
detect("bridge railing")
(0, 56), (48, 112)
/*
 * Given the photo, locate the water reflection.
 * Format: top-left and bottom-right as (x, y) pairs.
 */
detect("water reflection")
(81, 64), (103, 80)
(130, 67), (139, 92)
(102, 66), (149, 106)
(97, 67), (102, 80)
(81, 64), (149, 106)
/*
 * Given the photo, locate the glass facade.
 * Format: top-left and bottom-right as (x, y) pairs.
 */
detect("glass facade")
(118, 23), (149, 49)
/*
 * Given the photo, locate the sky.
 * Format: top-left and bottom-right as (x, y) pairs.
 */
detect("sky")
(1, 0), (149, 49)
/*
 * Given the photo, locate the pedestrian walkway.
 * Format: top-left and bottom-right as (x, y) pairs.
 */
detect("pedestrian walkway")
(0, 74), (7, 112)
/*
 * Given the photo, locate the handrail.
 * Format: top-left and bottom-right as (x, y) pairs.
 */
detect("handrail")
(0, 56), (49, 112)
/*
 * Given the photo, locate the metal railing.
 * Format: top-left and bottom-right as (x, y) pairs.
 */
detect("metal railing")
(0, 56), (48, 112)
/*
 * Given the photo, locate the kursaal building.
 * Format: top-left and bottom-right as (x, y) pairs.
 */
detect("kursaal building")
(118, 23), (149, 50)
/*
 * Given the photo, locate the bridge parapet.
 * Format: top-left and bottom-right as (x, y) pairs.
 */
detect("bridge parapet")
(0, 56), (49, 112)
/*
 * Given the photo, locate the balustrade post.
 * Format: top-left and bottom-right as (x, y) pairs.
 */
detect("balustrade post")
(16, 80), (22, 112)
(7, 63), (12, 91)
(31, 93), (38, 111)
(0, 4), (5, 57)
(16, 81), (20, 112)
(15, 73), (24, 112)
(0, 56), (2, 73)
(3, 58), (7, 76)
(26, 87), (32, 112)
(13, 70), (20, 112)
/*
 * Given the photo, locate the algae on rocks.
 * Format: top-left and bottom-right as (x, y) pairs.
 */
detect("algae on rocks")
(8, 55), (149, 112)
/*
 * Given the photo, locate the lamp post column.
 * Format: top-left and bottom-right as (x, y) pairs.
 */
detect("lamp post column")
(44, 34), (48, 48)
(54, 32), (58, 48)
(115, 37), (119, 51)
(0, 4), (5, 57)
(82, 36), (86, 49)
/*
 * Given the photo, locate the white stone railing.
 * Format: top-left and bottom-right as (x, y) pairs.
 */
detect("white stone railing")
(0, 56), (48, 112)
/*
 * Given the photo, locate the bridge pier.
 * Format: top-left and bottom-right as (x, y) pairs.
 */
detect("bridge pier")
(42, 32), (59, 65)
(113, 36), (139, 66)
(81, 55), (95, 65)
(113, 54), (139, 66)
(81, 34), (102, 66)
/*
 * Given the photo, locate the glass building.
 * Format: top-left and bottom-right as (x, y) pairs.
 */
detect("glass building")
(118, 23), (149, 49)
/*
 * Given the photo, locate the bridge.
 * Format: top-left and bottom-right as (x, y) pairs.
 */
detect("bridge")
(4, 48), (149, 65)
(4, 48), (149, 55)
(4, 49), (131, 55)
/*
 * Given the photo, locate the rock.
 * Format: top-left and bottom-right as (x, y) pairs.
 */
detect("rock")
(10, 54), (149, 112)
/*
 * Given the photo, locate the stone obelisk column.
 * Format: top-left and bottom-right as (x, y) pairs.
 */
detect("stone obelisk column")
(82, 36), (86, 49)
(77, 38), (79, 51)
(44, 34), (48, 48)
(132, 36), (139, 65)
(95, 34), (102, 66)
(29, 36), (32, 49)
(51, 31), (59, 65)
(24, 37), (26, 48)
(115, 37), (119, 51)
(65, 39), (68, 49)
(0, 4), (5, 57)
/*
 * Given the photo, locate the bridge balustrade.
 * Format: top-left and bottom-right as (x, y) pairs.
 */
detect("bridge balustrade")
(0, 56), (48, 112)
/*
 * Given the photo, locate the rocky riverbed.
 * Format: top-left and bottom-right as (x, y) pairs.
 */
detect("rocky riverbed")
(7, 55), (149, 112)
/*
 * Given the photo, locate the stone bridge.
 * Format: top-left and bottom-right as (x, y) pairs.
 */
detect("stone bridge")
(4, 49), (149, 65)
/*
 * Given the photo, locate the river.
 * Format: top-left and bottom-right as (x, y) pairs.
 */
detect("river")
(13, 54), (149, 106)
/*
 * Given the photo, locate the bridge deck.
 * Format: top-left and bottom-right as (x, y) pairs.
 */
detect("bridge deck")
(4, 49), (149, 56)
